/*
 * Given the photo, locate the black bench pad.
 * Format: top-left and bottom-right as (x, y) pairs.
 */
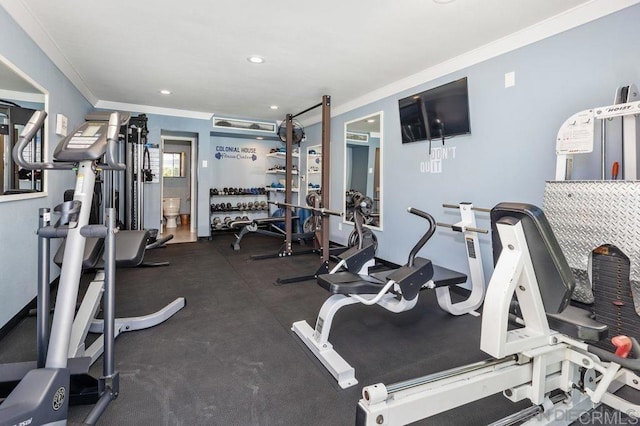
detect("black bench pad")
(370, 264), (466, 288)
(547, 305), (608, 342)
(318, 272), (385, 295)
(318, 259), (464, 296)
(54, 237), (103, 270)
(54, 230), (149, 269)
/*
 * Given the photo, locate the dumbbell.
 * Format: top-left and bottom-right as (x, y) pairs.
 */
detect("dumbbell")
(213, 217), (222, 229)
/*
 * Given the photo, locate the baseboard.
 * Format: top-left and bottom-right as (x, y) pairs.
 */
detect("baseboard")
(0, 278), (59, 342)
(0, 298), (35, 341)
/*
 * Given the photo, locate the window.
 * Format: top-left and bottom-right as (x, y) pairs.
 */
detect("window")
(163, 152), (185, 177)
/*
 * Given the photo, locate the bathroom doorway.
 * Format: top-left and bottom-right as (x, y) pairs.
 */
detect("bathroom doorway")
(160, 134), (198, 244)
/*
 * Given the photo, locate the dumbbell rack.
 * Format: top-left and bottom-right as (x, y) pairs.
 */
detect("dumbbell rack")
(209, 189), (270, 236)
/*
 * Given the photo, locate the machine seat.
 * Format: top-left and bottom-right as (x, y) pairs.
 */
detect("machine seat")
(105, 230), (149, 268)
(547, 305), (608, 342)
(317, 257), (439, 301)
(369, 263), (466, 288)
(492, 203), (609, 342)
(318, 272), (386, 295)
(54, 230), (150, 269)
(54, 237), (103, 270)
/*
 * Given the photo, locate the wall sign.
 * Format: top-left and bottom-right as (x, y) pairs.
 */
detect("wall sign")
(419, 146), (457, 174)
(214, 145), (258, 161)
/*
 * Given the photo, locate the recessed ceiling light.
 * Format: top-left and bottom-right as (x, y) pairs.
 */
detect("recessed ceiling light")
(367, 119), (375, 123)
(432, 0), (455, 3)
(159, 89), (171, 95)
(247, 55), (265, 64)
(256, 136), (264, 140)
(270, 105), (279, 110)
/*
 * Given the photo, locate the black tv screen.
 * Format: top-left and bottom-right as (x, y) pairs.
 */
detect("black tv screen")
(399, 77), (471, 144)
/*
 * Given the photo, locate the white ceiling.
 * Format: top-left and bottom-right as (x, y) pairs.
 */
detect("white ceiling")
(1, 0), (638, 122)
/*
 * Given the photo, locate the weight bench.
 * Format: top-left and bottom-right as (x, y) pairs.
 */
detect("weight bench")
(292, 207), (473, 388)
(55, 230), (186, 365)
(231, 215), (314, 251)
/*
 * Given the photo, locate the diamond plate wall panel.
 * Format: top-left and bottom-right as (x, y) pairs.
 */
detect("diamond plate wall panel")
(543, 181), (640, 314)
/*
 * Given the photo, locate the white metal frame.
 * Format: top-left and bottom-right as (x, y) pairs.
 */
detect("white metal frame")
(435, 203), (486, 316)
(293, 204), (485, 389)
(356, 219), (640, 426)
(555, 86), (640, 180)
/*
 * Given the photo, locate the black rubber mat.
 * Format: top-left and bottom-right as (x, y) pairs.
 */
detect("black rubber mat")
(0, 233), (608, 425)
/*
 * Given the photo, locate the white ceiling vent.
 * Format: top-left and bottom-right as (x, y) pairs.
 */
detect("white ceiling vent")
(213, 117), (276, 133)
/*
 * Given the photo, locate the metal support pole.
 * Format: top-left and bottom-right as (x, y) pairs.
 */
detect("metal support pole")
(135, 128), (144, 230)
(125, 128), (133, 229)
(36, 207), (50, 368)
(321, 95), (331, 264)
(601, 119), (607, 180)
(103, 208), (116, 378)
(46, 161), (95, 369)
(284, 114), (293, 255)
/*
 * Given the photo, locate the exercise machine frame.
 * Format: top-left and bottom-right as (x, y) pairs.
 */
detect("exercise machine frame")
(0, 110), (125, 425)
(356, 203), (640, 426)
(252, 96), (335, 273)
(292, 203), (487, 389)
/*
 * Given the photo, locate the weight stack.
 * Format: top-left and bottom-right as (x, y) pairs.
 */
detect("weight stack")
(591, 244), (640, 352)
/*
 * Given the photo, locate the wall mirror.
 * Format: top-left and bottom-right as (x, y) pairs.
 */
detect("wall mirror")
(0, 57), (48, 201)
(344, 111), (382, 230)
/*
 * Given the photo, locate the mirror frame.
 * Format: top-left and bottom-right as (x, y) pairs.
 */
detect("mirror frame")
(0, 54), (49, 203)
(343, 111), (383, 231)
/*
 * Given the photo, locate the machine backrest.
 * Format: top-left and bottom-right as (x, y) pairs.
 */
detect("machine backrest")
(491, 202), (574, 314)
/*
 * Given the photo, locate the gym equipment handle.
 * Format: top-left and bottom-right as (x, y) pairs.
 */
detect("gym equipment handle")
(588, 343), (640, 373)
(13, 110), (74, 170)
(436, 222), (489, 234)
(407, 207), (433, 220)
(406, 207), (437, 267)
(102, 111), (126, 170)
(442, 203), (491, 213)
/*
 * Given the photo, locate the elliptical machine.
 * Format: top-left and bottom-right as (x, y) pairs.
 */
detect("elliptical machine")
(0, 110), (127, 425)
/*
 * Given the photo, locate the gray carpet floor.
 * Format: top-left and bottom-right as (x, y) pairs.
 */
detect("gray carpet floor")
(0, 233), (614, 425)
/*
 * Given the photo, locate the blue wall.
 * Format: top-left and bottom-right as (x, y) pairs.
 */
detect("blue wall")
(0, 7), (93, 328)
(307, 5), (640, 284)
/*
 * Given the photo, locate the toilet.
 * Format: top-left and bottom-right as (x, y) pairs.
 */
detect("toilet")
(163, 197), (180, 228)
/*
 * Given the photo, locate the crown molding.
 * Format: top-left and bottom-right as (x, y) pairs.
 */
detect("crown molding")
(2, 0), (98, 104)
(302, 0), (640, 126)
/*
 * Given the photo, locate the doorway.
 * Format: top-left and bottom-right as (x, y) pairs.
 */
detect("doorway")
(160, 134), (197, 244)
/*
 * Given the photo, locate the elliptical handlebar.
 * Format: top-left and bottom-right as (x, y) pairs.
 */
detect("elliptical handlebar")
(12, 110), (75, 170)
(102, 112), (126, 170)
(14, 110), (129, 171)
(406, 207), (437, 267)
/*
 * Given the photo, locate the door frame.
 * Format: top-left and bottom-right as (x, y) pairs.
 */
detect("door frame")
(160, 134), (198, 234)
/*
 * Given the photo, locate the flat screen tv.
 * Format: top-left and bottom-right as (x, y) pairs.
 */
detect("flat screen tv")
(398, 77), (471, 144)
